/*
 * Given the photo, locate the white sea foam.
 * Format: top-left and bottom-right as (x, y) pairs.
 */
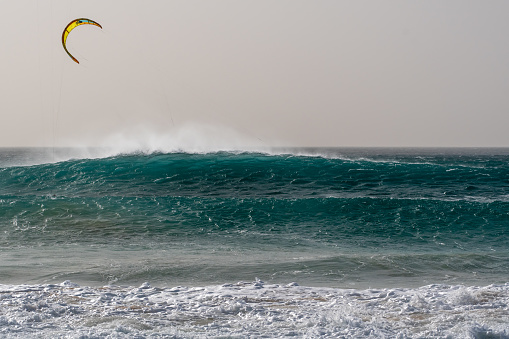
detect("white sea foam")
(0, 280), (507, 338)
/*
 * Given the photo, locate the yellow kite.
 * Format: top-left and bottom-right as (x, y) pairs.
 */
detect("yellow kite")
(62, 18), (102, 64)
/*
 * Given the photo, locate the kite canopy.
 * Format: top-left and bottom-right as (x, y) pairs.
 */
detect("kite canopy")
(62, 18), (102, 64)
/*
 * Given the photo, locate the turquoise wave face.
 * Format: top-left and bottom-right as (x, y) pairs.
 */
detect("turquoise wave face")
(1, 150), (508, 245)
(2, 150), (509, 200)
(1, 148), (508, 287)
(2, 194), (507, 250)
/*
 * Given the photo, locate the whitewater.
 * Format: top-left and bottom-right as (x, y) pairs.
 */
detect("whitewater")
(0, 147), (508, 338)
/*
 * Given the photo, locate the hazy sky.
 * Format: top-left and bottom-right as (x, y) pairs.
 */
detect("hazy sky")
(2, 1), (509, 149)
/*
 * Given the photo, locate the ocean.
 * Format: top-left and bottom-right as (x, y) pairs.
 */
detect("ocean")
(0, 147), (508, 338)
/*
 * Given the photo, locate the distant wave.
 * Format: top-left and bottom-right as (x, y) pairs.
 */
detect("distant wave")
(2, 150), (509, 202)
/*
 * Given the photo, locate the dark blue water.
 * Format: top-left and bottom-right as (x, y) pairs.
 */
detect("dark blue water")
(0, 147), (508, 288)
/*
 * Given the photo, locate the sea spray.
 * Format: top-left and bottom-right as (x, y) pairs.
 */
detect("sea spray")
(59, 122), (269, 155)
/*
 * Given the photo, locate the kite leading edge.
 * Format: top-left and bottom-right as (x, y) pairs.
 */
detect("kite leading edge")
(62, 18), (102, 64)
